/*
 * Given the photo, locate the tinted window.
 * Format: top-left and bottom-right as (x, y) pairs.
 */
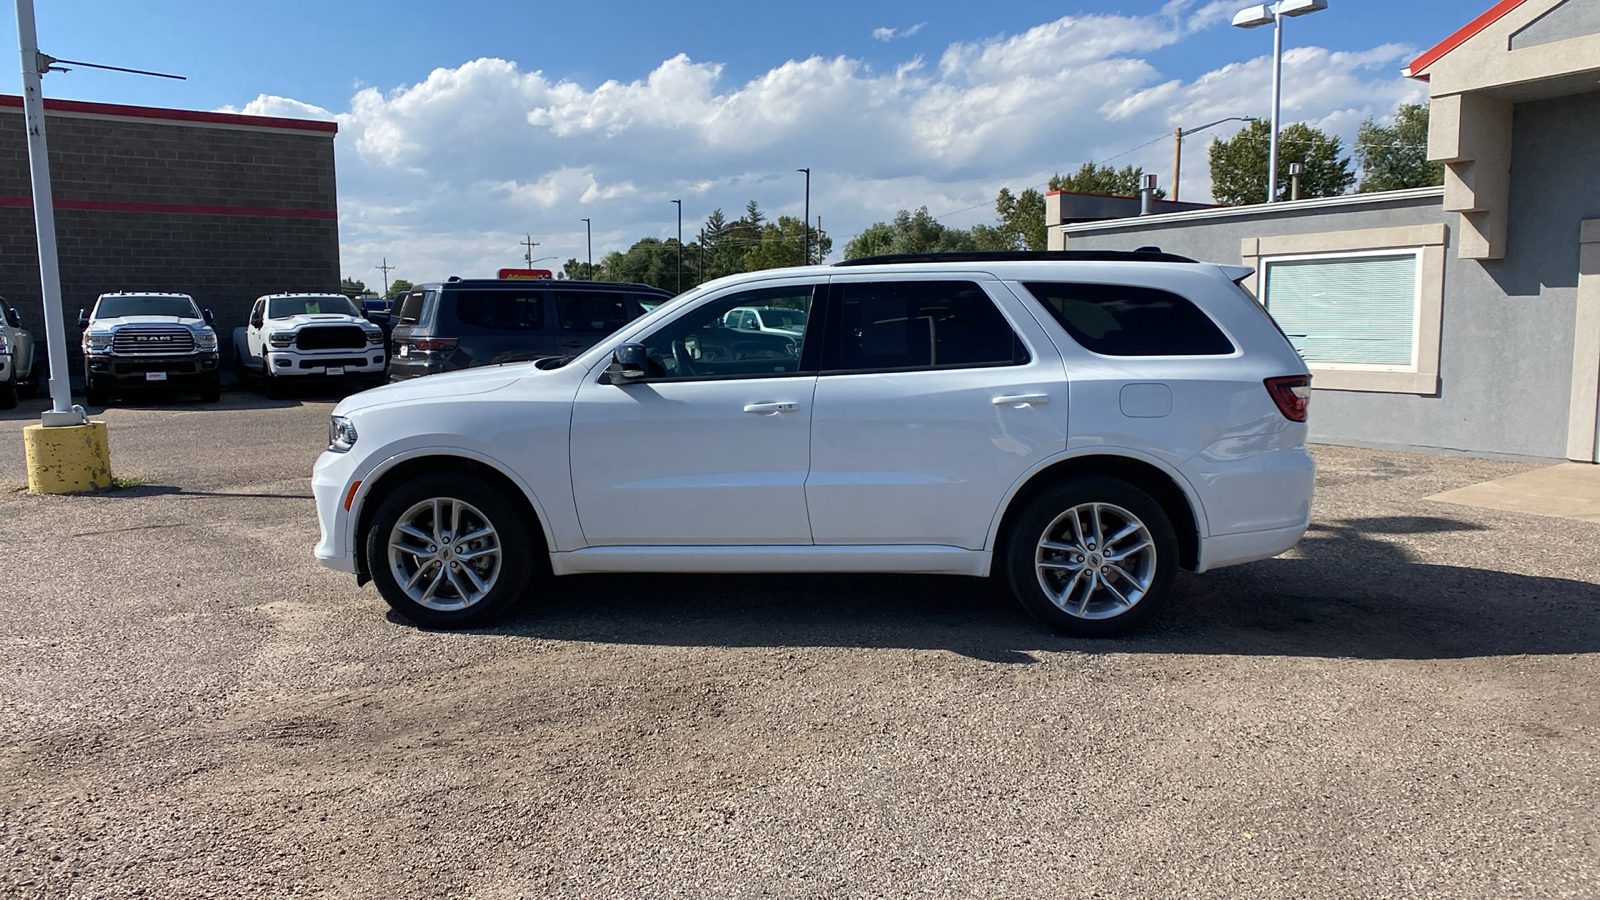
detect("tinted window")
(452, 289), (545, 331)
(93, 295), (200, 319)
(824, 281), (1027, 373)
(556, 290), (631, 333)
(397, 291), (426, 325)
(268, 295), (359, 318)
(1024, 282), (1234, 356)
(637, 285), (816, 381)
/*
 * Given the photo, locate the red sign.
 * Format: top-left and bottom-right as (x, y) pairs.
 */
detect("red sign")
(498, 268), (553, 280)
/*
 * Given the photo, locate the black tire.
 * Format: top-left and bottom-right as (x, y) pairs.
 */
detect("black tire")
(198, 375), (221, 403)
(0, 369), (16, 410)
(18, 352), (41, 398)
(365, 473), (539, 628)
(84, 372), (109, 407)
(1005, 475), (1179, 637)
(361, 373), (387, 391)
(262, 363), (285, 399)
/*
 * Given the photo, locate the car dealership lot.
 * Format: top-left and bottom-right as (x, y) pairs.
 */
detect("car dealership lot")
(1, 395), (1596, 898)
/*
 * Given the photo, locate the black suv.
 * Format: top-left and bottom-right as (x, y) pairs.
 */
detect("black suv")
(388, 279), (671, 382)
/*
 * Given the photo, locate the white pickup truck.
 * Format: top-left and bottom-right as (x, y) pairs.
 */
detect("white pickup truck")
(0, 301), (38, 409)
(233, 293), (386, 398)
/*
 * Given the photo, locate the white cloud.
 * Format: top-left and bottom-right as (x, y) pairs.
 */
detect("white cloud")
(873, 23), (927, 42)
(222, 10), (1424, 283)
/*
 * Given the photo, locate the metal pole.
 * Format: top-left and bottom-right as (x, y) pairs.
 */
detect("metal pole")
(798, 168), (811, 264)
(671, 200), (681, 293)
(1172, 127), (1183, 203)
(581, 218), (592, 280)
(1267, 7), (1284, 203)
(15, 0), (78, 424)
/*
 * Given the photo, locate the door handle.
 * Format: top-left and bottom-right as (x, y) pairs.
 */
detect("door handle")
(993, 394), (1051, 408)
(743, 401), (798, 415)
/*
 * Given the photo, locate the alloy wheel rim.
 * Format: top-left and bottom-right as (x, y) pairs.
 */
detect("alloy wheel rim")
(387, 497), (503, 611)
(1035, 502), (1157, 620)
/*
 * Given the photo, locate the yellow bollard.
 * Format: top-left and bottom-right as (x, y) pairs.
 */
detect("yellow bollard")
(23, 421), (113, 494)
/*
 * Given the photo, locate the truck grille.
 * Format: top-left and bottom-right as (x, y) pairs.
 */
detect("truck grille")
(296, 326), (367, 351)
(112, 327), (195, 354)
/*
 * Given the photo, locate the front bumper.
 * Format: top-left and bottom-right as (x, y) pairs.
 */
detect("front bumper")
(0, 353), (12, 381)
(268, 348), (386, 378)
(312, 447), (362, 573)
(86, 351), (219, 384)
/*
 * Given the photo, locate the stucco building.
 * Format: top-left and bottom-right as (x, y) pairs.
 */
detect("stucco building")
(1053, 0), (1600, 463)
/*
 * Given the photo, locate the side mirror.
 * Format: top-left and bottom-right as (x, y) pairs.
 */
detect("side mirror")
(202, 308), (216, 326)
(4, 307), (19, 329)
(250, 315), (263, 329)
(604, 343), (648, 384)
(77, 308), (89, 331)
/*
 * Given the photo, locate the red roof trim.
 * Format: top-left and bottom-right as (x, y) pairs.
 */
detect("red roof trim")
(0, 196), (337, 219)
(0, 94), (337, 133)
(1407, 0), (1530, 77)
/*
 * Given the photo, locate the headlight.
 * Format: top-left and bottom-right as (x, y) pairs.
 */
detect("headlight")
(328, 416), (358, 453)
(0, 332), (8, 354)
(270, 333), (296, 348)
(194, 331), (218, 351)
(84, 332), (112, 351)
(366, 330), (384, 345)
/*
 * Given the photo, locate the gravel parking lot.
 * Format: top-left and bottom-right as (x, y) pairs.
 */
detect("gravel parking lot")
(1, 393), (1596, 899)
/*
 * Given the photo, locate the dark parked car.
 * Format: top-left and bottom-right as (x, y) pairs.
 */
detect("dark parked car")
(388, 279), (671, 382)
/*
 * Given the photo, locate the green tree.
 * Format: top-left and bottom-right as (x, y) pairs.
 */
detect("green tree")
(598, 237), (701, 293)
(338, 278), (366, 299)
(843, 207), (978, 259)
(971, 187), (1048, 251)
(745, 216), (833, 271)
(1355, 103), (1443, 193)
(1048, 162), (1166, 200)
(560, 259), (601, 280)
(385, 278), (414, 299)
(1209, 119), (1355, 205)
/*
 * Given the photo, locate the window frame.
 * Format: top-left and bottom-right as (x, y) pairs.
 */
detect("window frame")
(817, 278), (1032, 376)
(615, 282), (826, 384)
(1241, 223), (1447, 395)
(1258, 247), (1425, 374)
(1020, 280), (1238, 359)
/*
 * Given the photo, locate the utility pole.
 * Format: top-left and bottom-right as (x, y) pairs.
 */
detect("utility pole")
(698, 228), (704, 286)
(816, 216), (822, 262)
(671, 199), (682, 293)
(522, 234), (539, 269)
(580, 218), (592, 280)
(375, 257), (395, 296)
(1172, 127), (1183, 203)
(797, 168), (810, 264)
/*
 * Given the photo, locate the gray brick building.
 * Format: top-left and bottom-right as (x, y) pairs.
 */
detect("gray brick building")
(0, 95), (339, 371)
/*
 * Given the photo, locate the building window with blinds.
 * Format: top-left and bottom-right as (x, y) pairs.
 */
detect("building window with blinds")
(1259, 249), (1423, 371)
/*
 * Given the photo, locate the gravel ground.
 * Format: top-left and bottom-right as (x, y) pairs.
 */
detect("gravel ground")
(0, 392), (1596, 899)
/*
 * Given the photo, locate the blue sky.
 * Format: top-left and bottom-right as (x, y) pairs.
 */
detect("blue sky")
(1, 0), (1473, 284)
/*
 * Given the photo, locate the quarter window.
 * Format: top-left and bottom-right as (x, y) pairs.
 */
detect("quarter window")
(823, 281), (1027, 373)
(1023, 282), (1234, 356)
(452, 290), (545, 331)
(1260, 250), (1421, 369)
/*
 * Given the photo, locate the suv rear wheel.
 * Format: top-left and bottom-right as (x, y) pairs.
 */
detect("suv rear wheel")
(365, 473), (537, 628)
(1005, 475), (1178, 636)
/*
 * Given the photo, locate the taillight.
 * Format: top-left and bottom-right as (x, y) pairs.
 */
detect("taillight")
(410, 338), (458, 353)
(1265, 376), (1311, 422)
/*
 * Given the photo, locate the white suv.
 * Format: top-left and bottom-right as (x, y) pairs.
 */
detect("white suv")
(312, 251), (1314, 636)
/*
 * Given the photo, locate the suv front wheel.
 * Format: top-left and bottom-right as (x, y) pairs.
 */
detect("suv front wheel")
(1005, 475), (1178, 636)
(365, 473), (537, 628)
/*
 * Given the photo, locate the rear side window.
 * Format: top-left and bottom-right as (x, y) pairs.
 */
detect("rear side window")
(824, 281), (1028, 373)
(1023, 282), (1234, 356)
(452, 289), (546, 331)
(396, 290), (426, 325)
(556, 290), (631, 333)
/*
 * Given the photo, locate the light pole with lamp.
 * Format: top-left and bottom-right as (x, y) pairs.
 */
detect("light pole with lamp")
(1172, 116), (1259, 202)
(1232, 0), (1327, 203)
(670, 200), (682, 293)
(580, 218), (592, 280)
(796, 168), (810, 264)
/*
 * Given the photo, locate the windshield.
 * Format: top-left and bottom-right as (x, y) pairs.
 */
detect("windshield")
(93, 295), (201, 319)
(268, 296), (359, 318)
(758, 308), (808, 329)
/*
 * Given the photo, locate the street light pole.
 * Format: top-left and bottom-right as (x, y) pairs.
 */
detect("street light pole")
(800, 168), (812, 264)
(1233, 0), (1328, 203)
(580, 218), (592, 280)
(671, 199), (682, 294)
(14, 0), (78, 425)
(1172, 116), (1260, 202)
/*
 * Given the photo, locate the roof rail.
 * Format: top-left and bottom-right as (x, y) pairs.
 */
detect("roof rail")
(832, 249), (1198, 267)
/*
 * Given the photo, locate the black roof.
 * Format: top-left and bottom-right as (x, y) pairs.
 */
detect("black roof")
(422, 278), (671, 294)
(832, 249), (1197, 267)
